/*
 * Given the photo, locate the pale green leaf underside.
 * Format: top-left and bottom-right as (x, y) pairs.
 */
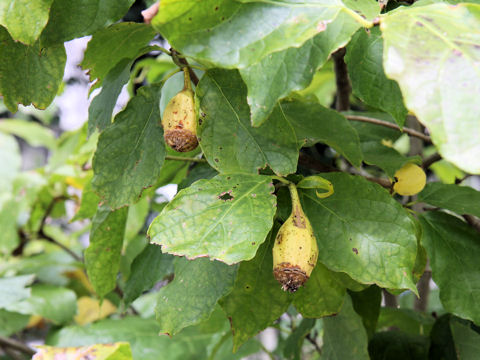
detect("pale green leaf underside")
(420, 212), (480, 325)
(0, 275), (34, 309)
(196, 69), (299, 176)
(240, 11), (360, 126)
(153, 0), (346, 69)
(381, 3), (480, 173)
(301, 173), (417, 291)
(148, 174), (276, 264)
(0, 0), (53, 44)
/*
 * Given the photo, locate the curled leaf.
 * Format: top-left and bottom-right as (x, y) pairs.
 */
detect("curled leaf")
(297, 175), (334, 199)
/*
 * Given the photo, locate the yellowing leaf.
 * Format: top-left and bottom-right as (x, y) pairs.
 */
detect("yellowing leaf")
(74, 297), (116, 326)
(33, 342), (133, 360)
(64, 269), (95, 294)
(26, 314), (45, 329)
(65, 176), (84, 190)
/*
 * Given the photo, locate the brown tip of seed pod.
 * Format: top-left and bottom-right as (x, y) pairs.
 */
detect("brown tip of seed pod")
(164, 129), (198, 152)
(273, 262), (308, 293)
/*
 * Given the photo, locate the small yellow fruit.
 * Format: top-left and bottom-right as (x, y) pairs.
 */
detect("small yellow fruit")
(393, 163), (426, 196)
(273, 184), (318, 292)
(161, 68), (198, 152)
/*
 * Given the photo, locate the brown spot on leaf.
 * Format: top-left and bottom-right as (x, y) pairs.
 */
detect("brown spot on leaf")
(218, 190), (234, 201)
(352, 248), (358, 255)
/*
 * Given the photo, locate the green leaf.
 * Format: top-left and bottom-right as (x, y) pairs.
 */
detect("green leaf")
(381, 3), (480, 174)
(240, 11), (360, 126)
(40, 0), (136, 45)
(297, 175), (334, 199)
(377, 308), (435, 335)
(153, 0), (348, 69)
(6, 284), (77, 324)
(0, 133), (20, 190)
(148, 174), (276, 265)
(220, 235), (292, 352)
(0, 119), (56, 150)
(418, 182), (480, 217)
(81, 22), (155, 87)
(0, 27), (66, 112)
(301, 173), (418, 291)
(343, 0), (380, 20)
(278, 100), (363, 167)
(85, 205), (128, 298)
(293, 263), (346, 318)
(88, 58), (132, 135)
(196, 69), (298, 176)
(368, 331), (430, 360)
(47, 310), (229, 360)
(346, 27), (407, 127)
(177, 162), (218, 191)
(420, 211), (480, 324)
(92, 85), (165, 209)
(429, 314), (457, 359)
(155, 257), (237, 336)
(0, 0), (54, 44)
(283, 318), (316, 360)
(0, 198), (20, 255)
(33, 342), (133, 360)
(321, 294), (369, 360)
(0, 275), (35, 309)
(349, 285), (382, 339)
(361, 141), (420, 178)
(71, 177), (100, 222)
(0, 310), (30, 337)
(450, 318), (480, 359)
(124, 245), (174, 306)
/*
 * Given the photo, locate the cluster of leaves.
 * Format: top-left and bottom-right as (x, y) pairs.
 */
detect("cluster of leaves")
(1, 0), (480, 359)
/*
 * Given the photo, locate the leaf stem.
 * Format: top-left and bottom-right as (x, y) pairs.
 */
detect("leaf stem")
(165, 155), (206, 163)
(271, 176), (291, 185)
(183, 67), (192, 91)
(342, 7), (374, 28)
(161, 68), (182, 84)
(0, 336), (35, 356)
(344, 114), (432, 143)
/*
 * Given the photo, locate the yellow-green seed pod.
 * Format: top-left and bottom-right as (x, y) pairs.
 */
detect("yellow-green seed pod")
(161, 68), (198, 152)
(273, 183), (318, 292)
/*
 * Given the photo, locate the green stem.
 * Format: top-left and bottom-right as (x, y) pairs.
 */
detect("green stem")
(288, 183), (301, 210)
(342, 7), (374, 28)
(156, 46), (171, 56)
(161, 68), (182, 83)
(187, 64), (207, 72)
(165, 155), (206, 163)
(271, 175), (290, 185)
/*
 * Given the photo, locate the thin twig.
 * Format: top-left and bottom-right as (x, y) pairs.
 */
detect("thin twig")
(165, 155), (206, 163)
(422, 153), (442, 169)
(0, 336), (36, 356)
(344, 114), (432, 143)
(39, 229), (82, 262)
(306, 334), (322, 355)
(414, 266), (432, 312)
(332, 48), (351, 111)
(171, 49), (200, 86)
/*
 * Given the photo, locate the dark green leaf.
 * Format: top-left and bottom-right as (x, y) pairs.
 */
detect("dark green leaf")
(377, 308), (435, 335)
(196, 69), (298, 176)
(71, 177), (100, 222)
(6, 284), (77, 324)
(81, 22), (155, 87)
(420, 212), (480, 324)
(177, 163), (218, 191)
(88, 58), (132, 135)
(41, 0), (136, 45)
(92, 85), (165, 209)
(368, 331), (430, 360)
(0, 0), (54, 44)
(155, 257), (237, 336)
(279, 100), (363, 167)
(429, 314), (457, 360)
(349, 285), (382, 339)
(322, 294), (369, 360)
(124, 245), (174, 306)
(240, 11), (360, 126)
(450, 318), (480, 359)
(0, 275), (34, 309)
(283, 318), (316, 360)
(85, 205), (128, 298)
(0, 26), (65, 112)
(418, 182), (480, 217)
(346, 27), (407, 127)
(153, 0), (347, 68)
(301, 173), (418, 291)
(148, 174), (276, 265)
(220, 234), (292, 351)
(293, 262), (346, 318)
(381, 3), (480, 174)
